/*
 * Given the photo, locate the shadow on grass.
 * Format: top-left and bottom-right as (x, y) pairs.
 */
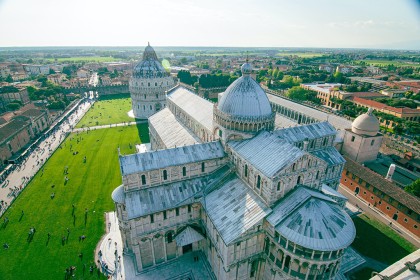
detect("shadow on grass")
(135, 121), (150, 144)
(352, 215), (412, 265)
(98, 93), (130, 101)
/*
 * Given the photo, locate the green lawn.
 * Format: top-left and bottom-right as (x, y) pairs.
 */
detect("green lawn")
(45, 56), (120, 63)
(358, 59), (420, 67)
(352, 214), (417, 265)
(0, 124), (148, 280)
(76, 94), (135, 128)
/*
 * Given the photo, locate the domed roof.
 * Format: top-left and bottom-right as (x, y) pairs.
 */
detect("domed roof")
(111, 185), (125, 204)
(352, 108), (380, 136)
(132, 42), (168, 79)
(217, 63), (272, 118)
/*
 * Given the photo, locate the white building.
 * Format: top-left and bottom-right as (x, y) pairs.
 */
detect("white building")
(129, 43), (175, 119)
(112, 62), (356, 279)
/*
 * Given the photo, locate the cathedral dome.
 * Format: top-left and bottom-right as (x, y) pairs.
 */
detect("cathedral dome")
(217, 63), (272, 119)
(132, 43), (168, 78)
(352, 108), (380, 136)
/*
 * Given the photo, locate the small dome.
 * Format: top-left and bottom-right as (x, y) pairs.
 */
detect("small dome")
(132, 43), (168, 79)
(111, 185), (125, 204)
(241, 62), (252, 75)
(217, 63), (272, 118)
(352, 108), (380, 136)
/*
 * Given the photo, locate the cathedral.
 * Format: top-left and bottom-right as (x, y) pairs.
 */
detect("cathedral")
(112, 44), (356, 279)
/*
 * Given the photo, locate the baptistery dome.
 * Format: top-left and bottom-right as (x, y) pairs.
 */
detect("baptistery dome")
(351, 108), (380, 136)
(129, 43), (175, 119)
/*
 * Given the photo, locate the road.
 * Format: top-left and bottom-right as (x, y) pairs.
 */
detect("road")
(339, 184), (420, 248)
(0, 100), (93, 216)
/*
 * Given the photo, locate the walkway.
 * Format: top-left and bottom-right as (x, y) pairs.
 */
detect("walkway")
(338, 184), (420, 248)
(0, 100), (93, 216)
(73, 120), (147, 133)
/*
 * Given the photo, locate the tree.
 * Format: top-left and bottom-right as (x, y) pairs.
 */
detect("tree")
(5, 74), (13, 83)
(405, 179), (420, 198)
(49, 68), (56, 74)
(180, 57), (188, 65)
(6, 103), (21, 110)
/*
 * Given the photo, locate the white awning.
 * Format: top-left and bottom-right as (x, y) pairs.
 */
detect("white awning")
(175, 226), (204, 247)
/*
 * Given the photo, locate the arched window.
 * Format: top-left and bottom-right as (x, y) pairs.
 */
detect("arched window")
(167, 232), (173, 243)
(316, 171), (319, 180)
(297, 176), (302, 184)
(144, 94), (146, 99)
(163, 170), (168, 180)
(244, 165), (248, 177)
(250, 260), (258, 278)
(277, 182), (281, 191)
(156, 94), (158, 99)
(292, 163), (296, 171)
(141, 174), (146, 185)
(148, 82), (150, 86)
(256, 175), (261, 189)
(201, 162), (205, 172)
(182, 166), (186, 177)
(307, 159), (311, 167)
(155, 82), (157, 86)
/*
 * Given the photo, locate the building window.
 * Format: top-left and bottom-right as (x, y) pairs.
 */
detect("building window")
(176, 208), (179, 216)
(363, 191), (366, 195)
(163, 170), (168, 180)
(292, 163), (296, 171)
(371, 140), (375, 146)
(150, 105), (152, 110)
(156, 94), (158, 98)
(244, 165), (248, 177)
(386, 206), (390, 210)
(250, 260), (258, 278)
(404, 218), (408, 223)
(351, 136), (355, 142)
(358, 178), (363, 184)
(155, 82), (157, 86)
(316, 171), (320, 179)
(297, 176), (302, 184)
(371, 196), (374, 200)
(414, 225), (418, 229)
(141, 175), (146, 185)
(256, 175), (261, 189)
(182, 166), (186, 177)
(167, 232), (173, 243)
(148, 82), (150, 86)
(150, 214), (154, 223)
(277, 182), (281, 191)
(201, 162), (205, 172)
(188, 205), (191, 213)
(144, 94), (146, 99)
(408, 209), (413, 215)
(163, 211), (167, 220)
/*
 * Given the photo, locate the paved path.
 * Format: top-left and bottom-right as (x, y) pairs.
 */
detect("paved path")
(338, 184), (420, 248)
(0, 100), (93, 216)
(73, 120), (148, 133)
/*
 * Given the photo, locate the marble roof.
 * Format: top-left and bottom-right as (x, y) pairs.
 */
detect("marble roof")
(228, 131), (304, 178)
(149, 108), (200, 149)
(267, 187), (355, 251)
(274, 121), (336, 143)
(167, 87), (214, 132)
(204, 176), (272, 245)
(119, 141), (225, 176)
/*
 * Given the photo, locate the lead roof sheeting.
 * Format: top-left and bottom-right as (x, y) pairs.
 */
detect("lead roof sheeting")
(120, 141), (225, 176)
(229, 131), (304, 178)
(167, 87), (214, 132)
(267, 187), (355, 251)
(205, 176), (272, 245)
(149, 108), (200, 148)
(267, 94), (352, 130)
(310, 147), (346, 165)
(125, 176), (208, 219)
(321, 184), (347, 200)
(175, 226), (205, 247)
(274, 122), (336, 143)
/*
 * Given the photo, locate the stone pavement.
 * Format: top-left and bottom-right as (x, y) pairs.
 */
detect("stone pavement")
(97, 212), (216, 280)
(0, 100), (92, 216)
(73, 120), (147, 133)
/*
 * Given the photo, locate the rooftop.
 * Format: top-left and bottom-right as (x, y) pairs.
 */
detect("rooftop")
(274, 121), (336, 144)
(119, 141), (225, 176)
(353, 97), (420, 114)
(204, 176), (272, 245)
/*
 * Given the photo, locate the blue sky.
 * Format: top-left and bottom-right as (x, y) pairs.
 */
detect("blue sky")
(0, 0), (419, 49)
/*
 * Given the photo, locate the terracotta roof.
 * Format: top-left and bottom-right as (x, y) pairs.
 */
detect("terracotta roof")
(344, 157), (420, 214)
(353, 97), (420, 114)
(351, 92), (383, 98)
(0, 118), (30, 144)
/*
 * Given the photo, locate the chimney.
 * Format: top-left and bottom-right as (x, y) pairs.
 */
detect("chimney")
(385, 164), (396, 181)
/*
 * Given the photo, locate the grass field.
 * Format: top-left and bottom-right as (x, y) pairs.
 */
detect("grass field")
(358, 60), (420, 67)
(352, 214), (416, 264)
(0, 124), (148, 280)
(45, 56), (120, 63)
(76, 94), (135, 128)
(276, 52), (325, 58)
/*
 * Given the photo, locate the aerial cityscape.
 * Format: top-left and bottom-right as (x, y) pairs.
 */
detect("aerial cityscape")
(0, 0), (419, 280)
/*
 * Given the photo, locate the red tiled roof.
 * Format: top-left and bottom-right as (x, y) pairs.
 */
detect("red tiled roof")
(344, 157), (420, 214)
(353, 97), (420, 114)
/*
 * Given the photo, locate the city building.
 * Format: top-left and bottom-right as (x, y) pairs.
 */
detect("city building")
(22, 64), (50, 76)
(112, 62), (356, 279)
(340, 108), (383, 164)
(370, 249), (420, 279)
(129, 43), (175, 119)
(0, 87), (30, 111)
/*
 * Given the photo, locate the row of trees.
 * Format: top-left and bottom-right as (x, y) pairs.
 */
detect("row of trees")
(177, 70), (238, 89)
(285, 86), (321, 104)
